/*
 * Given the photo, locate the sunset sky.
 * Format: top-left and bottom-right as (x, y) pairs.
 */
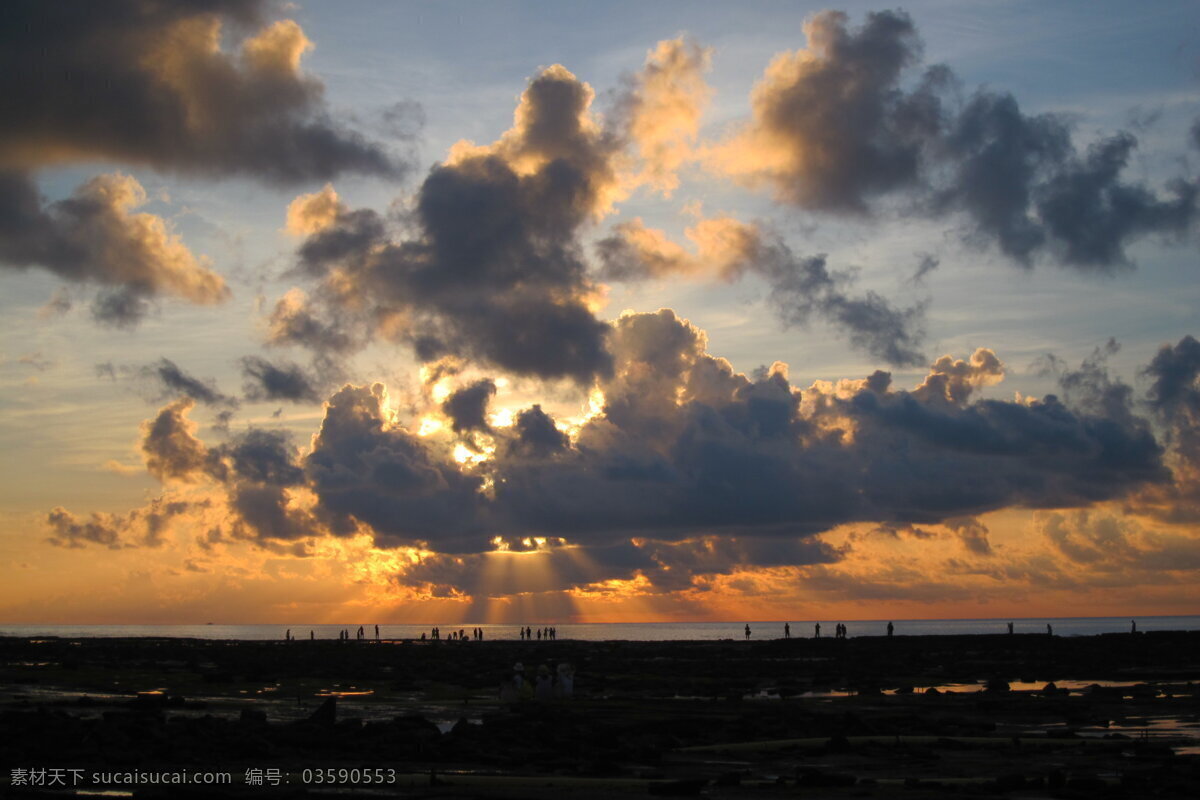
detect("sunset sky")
(2, 0), (1199, 624)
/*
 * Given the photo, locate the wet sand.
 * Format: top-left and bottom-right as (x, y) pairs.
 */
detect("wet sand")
(1, 631), (1198, 797)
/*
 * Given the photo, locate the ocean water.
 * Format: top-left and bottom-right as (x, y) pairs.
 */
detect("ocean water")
(0, 616), (1196, 641)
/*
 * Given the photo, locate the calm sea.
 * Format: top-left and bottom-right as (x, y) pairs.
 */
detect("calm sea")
(0, 617), (1196, 641)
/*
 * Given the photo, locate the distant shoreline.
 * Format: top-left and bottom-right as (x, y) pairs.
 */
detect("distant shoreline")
(2, 615), (1196, 642)
(2, 628), (1197, 644)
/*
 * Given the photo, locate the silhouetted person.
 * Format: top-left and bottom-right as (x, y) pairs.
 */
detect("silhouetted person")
(1046, 623), (1053, 636)
(1007, 621), (1014, 634)
(375, 624), (379, 640)
(815, 622), (820, 638)
(1131, 619), (1137, 634)
(286, 629), (290, 641)
(784, 623), (790, 639)
(887, 621), (893, 637)
(744, 624), (751, 640)
(310, 630), (314, 641)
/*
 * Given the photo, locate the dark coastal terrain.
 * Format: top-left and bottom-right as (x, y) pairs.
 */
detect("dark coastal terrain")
(2, 631), (1198, 798)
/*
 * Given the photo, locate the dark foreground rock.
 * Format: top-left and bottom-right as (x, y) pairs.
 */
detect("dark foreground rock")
(0, 631), (1198, 797)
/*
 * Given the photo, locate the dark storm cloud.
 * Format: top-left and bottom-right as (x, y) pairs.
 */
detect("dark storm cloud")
(0, 171), (228, 326)
(1033, 133), (1197, 269)
(1144, 335), (1200, 420)
(1042, 338), (1139, 428)
(287, 65), (616, 384)
(265, 289), (355, 355)
(133, 396), (319, 542)
(934, 66), (1198, 270)
(716, 10), (942, 212)
(0, 1), (409, 326)
(762, 253), (927, 367)
(240, 355), (321, 404)
(932, 90), (1071, 263)
(492, 312), (1162, 542)
(1134, 335), (1200, 521)
(144, 358), (237, 407)
(0, 0), (404, 182)
(140, 398), (220, 482)
(634, 536), (840, 592)
(218, 429), (317, 541)
(304, 384), (485, 551)
(320, 314), (1163, 593)
(717, 10), (1199, 269)
(223, 429), (304, 487)
(61, 313), (1180, 592)
(90, 290), (151, 328)
(507, 405), (570, 458)
(596, 218), (926, 367)
(944, 517), (992, 556)
(442, 379), (496, 433)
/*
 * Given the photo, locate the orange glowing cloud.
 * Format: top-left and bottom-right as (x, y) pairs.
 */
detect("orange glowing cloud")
(285, 184), (343, 235)
(620, 37), (713, 196)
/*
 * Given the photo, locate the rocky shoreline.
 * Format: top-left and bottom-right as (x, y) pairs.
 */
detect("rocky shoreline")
(1, 631), (1198, 797)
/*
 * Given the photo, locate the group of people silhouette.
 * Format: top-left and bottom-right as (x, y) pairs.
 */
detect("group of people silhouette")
(808, 622), (849, 638)
(751, 622), (887, 640)
(283, 618), (1147, 644)
(285, 625), (381, 642)
(520, 626), (556, 640)
(420, 627), (484, 641)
